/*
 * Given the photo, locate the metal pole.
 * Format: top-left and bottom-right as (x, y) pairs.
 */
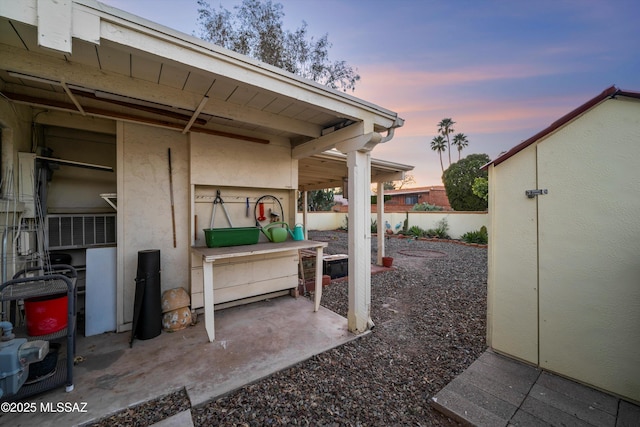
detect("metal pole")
(168, 148), (176, 248)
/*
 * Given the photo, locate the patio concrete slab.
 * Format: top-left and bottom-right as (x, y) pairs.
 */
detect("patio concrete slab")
(0, 296), (359, 427)
(151, 410), (194, 427)
(431, 349), (640, 427)
(617, 400), (640, 427)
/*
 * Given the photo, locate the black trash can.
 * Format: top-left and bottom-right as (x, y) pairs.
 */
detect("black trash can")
(131, 249), (162, 342)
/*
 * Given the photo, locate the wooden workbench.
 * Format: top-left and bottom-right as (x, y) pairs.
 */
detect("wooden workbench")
(191, 240), (328, 342)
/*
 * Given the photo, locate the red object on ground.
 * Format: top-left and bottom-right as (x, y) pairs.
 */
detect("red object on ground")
(299, 275), (332, 294)
(322, 275), (331, 287)
(25, 294), (68, 336)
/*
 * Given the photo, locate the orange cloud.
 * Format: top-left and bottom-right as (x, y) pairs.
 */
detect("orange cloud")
(351, 63), (589, 139)
(355, 62), (571, 97)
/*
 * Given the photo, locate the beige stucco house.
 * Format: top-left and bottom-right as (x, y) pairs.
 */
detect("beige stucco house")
(0, 0), (412, 340)
(484, 86), (640, 403)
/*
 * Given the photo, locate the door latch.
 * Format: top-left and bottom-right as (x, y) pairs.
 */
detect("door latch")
(525, 189), (548, 198)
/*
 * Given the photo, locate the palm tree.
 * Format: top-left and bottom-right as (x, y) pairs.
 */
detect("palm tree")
(430, 135), (447, 172)
(437, 118), (455, 166)
(452, 133), (469, 161)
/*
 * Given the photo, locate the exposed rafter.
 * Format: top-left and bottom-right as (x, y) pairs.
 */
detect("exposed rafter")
(183, 96), (209, 134)
(2, 91), (270, 144)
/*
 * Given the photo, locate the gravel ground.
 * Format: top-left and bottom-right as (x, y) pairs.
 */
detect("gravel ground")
(89, 231), (487, 426)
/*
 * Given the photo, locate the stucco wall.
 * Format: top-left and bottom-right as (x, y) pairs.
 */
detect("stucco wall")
(119, 123), (190, 325)
(488, 97), (640, 402)
(188, 132), (298, 310)
(190, 132), (296, 244)
(190, 133), (295, 190)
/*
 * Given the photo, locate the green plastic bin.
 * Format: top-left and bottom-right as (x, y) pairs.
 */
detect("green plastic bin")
(203, 227), (260, 248)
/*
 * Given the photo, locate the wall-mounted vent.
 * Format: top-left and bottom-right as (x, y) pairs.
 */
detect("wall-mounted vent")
(47, 214), (116, 249)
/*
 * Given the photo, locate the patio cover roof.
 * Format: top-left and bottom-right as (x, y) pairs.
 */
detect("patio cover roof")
(0, 0), (412, 189)
(299, 150), (413, 191)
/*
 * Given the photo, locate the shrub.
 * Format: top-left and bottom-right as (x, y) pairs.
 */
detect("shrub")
(371, 218), (377, 233)
(412, 202), (443, 211)
(442, 153), (490, 211)
(461, 226), (488, 244)
(424, 218), (450, 239)
(407, 225), (424, 237)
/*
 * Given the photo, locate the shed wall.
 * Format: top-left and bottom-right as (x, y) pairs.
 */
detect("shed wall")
(489, 96), (640, 402)
(536, 98), (640, 401)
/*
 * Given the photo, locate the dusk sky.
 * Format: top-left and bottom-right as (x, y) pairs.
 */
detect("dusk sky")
(99, 0), (640, 186)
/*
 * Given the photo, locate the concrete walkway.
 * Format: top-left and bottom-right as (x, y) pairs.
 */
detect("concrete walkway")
(431, 349), (640, 426)
(0, 296), (359, 426)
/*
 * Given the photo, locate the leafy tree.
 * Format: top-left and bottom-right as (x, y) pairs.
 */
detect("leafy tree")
(437, 118), (455, 166)
(452, 133), (469, 161)
(305, 189), (335, 211)
(430, 135), (447, 172)
(442, 153), (490, 211)
(472, 177), (488, 201)
(197, 0), (360, 92)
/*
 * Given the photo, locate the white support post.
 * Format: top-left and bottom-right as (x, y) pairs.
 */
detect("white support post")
(302, 190), (308, 239)
(203, 259), (215, 342)
(377, 181), (385, 265)
(347, 149), (372, 333)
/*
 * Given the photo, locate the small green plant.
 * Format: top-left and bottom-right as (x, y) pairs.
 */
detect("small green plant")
(402, 212), (409, 234)
(425, 218), (450, 239)
(408, 225), (424, 237)
(339, 215), (348, 231)
(371, 218), (377, 233)
(412, 202), (443, 211)
(461, 226), (488, 244)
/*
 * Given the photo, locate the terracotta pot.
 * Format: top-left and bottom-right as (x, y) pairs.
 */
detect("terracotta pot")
(382, 257), (393, 268)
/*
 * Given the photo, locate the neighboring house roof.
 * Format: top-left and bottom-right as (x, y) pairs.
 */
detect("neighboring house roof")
(384, 186), (445, 196)
(484, 86), (640, 169)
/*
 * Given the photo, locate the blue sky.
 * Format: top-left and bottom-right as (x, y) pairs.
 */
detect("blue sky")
(99, 0), (640, 186)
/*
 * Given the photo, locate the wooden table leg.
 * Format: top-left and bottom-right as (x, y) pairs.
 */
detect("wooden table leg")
(314, 246), (323, 311)
(202, 259), (215, 342)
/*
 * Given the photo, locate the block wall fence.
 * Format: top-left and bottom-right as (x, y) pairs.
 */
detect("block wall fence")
(295, 211), (488, 240)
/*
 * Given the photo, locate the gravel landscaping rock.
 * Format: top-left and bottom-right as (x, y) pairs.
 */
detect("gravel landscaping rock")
(90, 231), (487, 426)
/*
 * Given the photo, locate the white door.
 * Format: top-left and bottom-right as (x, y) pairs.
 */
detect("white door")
(488, 143), (539, 365)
